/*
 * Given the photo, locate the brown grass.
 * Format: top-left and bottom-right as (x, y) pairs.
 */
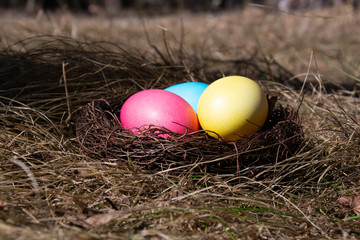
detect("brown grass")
(1, 5), (360, 240)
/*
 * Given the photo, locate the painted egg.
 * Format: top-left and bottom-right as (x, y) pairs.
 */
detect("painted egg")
(164, 82), (209, 114)
(120, 89), (199, 137)
(197, 76), (268, 141)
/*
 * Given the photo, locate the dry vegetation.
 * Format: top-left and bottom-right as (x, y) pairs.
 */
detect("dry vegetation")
(1, 4), (360, 240)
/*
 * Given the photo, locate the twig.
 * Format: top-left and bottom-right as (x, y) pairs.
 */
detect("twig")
(62, 62), (71, 124)
(8, 157), (40, 201)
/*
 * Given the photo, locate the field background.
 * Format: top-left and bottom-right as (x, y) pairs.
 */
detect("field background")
(1, 3), (360, 240)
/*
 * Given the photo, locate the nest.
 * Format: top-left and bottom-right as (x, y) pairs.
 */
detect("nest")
(76, 93), (305, 177)
(0, 36), (307, 177)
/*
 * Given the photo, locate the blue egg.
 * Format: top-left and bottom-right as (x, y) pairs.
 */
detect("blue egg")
(165, 82), (209, 114)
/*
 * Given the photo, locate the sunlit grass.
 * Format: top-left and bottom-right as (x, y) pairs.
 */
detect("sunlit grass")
(1, 5), (360, 240)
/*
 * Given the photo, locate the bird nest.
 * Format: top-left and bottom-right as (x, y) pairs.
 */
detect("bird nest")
(76, 93), (305, 177)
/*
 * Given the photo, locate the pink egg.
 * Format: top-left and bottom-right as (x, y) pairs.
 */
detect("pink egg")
(120, 89), (199, 137)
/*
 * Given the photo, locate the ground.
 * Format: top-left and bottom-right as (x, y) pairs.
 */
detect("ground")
(1, 4), (360, 240)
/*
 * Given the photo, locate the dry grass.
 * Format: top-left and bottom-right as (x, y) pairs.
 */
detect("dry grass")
(1, 5), (360, 240)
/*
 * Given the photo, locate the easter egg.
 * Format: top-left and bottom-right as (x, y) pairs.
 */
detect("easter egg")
(197, 76), (268, 142)
(164, 82), (209, 113)
(120, 89), (199, 137)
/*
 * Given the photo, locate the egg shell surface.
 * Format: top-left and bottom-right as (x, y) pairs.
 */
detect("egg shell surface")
(164, 82), (209, 113)
(120, 89), (199, 137)
(197, 76), (268, 142)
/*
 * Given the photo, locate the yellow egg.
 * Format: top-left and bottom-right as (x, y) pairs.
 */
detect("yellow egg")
(197, 76), (268, 142)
